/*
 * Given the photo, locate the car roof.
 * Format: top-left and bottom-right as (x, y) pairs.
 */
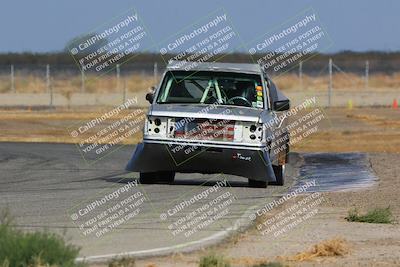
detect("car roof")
(166, 61), (263, 74)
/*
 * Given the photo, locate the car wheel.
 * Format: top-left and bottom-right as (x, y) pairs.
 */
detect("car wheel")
(159, 171), (175, 184)
(139, 172), (175, 184)
(271, 165), (285, 186)
(139, 172), (160, 184)
(248, 179), (267, 188)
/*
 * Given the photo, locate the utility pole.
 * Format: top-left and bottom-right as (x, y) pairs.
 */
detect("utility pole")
(81, 66), (85, 93)
(116, 64), (120, 91)
(328, 58), (332, 107)
(153, 62), (158, 83)
(11, 65), (15, 93)
(123, 78), (127, 103)
(46, 64), (50, 93)
(299, 61), (303, 91)
(365, 60), (369, 90)
(49, 77), (53, 108)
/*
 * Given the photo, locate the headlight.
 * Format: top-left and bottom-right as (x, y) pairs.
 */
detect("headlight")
(242, 122), (263, 143)
(233, 121), (262, 143)
(144, 116), (170, 137)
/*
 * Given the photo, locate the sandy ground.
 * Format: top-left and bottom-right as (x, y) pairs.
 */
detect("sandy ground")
(100, 152), (398, 267)
(0, 108), (145, 144)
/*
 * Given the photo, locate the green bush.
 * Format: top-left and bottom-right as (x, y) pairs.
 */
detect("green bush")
(199, 253), (230, 267)
(346, 207), (393, 224)
(0, 209), (84, 267)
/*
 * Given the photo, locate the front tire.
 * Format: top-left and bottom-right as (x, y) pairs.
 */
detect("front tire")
(270, 165), (285, 186)
(248, 179), (267, 188)
(139, 172), (159, 184)
(139, 171), (175, 184)
(159, 171), (175, 184)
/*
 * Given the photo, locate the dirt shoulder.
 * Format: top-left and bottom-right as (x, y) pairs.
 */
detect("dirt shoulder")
(0, 109), (144, 144)
(121, 152), (399, 267)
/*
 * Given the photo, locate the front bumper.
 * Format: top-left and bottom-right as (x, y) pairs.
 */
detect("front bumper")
(126, 141), (277, 182)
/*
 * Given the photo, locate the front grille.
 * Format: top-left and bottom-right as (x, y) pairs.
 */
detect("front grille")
(174, 118), (235, 142)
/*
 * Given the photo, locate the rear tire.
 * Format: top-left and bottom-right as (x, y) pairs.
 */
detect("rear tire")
(270, 165), (285, 186)
(248, 179), (267, 188)
(139, 171), (175, 184)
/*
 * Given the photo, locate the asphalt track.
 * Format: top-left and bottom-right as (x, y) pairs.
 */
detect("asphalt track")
(0, 143), (377, 261)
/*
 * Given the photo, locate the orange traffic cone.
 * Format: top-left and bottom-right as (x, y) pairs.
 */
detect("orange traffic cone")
(393, 99), (398, 109)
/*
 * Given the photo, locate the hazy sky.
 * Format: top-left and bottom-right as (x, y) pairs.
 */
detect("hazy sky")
(0, 0), (398, 53)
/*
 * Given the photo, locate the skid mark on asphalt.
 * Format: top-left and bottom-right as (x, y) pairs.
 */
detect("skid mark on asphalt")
(292, 153), (378, 192)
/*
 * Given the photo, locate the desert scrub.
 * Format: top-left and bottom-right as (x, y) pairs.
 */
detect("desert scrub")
(251, 263), (284, 267)
(0, 209), (84, 267)
(346, 207), (393, 224)
(108, 257), (136, 267)
(199, 253), (230, 267)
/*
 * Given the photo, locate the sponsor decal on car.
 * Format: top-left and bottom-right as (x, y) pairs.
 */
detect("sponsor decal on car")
(232, 152), (252, 161)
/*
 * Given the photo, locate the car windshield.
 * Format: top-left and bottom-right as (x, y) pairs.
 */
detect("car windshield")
(156, 71), (265, 108)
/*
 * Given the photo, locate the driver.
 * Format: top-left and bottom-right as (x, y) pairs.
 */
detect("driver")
(236, 81), (255, 100)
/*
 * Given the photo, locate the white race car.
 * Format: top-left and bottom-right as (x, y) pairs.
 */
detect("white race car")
(126, 62), (290, 188)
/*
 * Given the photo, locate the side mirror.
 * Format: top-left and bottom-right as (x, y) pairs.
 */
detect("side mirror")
(273, 99), (290, 111)
(145, 92), (154, 104)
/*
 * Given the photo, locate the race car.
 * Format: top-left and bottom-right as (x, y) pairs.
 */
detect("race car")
(126, 61), (290, 188)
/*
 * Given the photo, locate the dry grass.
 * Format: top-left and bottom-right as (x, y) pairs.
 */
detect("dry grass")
(273, 72), (400, 91)
(0, 108), (399, 151)
(229, 210), (349, 265)
(293, 131), (400, 153)
(346, 114), (400, 128)
(1, 72), (400, 95)
(0, 74), (157, 96)
(280, 238), (350, 262)
(0, 109), (146, 120)
(0, 109), (145, 144)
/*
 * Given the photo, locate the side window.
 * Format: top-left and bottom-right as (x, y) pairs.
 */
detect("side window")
(264, 76), (274, 110)
(184, 80), (205, 99)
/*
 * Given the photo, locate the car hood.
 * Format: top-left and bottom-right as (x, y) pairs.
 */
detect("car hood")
(149, 104), (274, 123)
